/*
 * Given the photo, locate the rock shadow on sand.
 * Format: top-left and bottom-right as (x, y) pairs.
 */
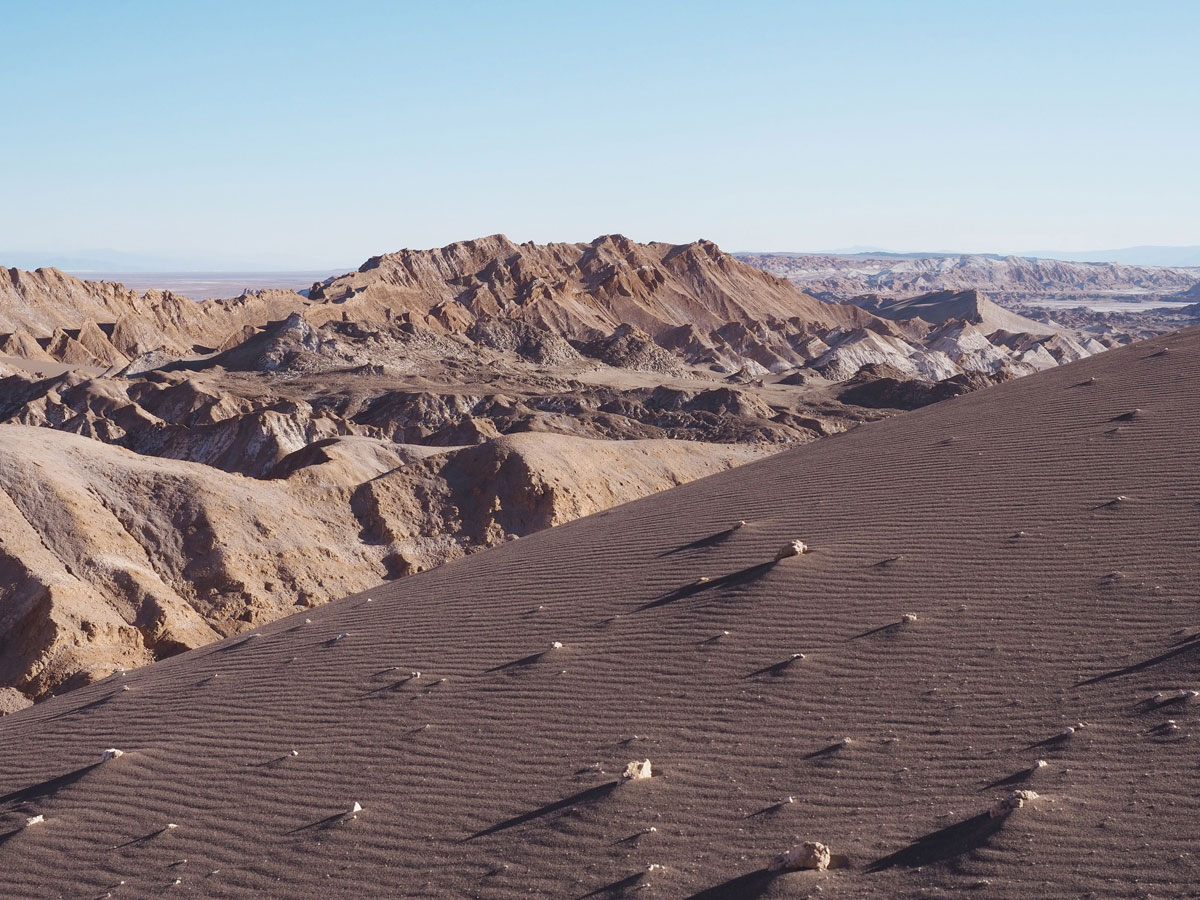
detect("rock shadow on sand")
(866, 811), (1004, 871)
(1077, 634), (1200, 686)
(637, 562), (775, 612)
(464, 780), (621, 841)
(681, 868), (778, 900)
(656, 525), (742, 558)
(0, 763), (102, 806)
(578, 871), (646, 899)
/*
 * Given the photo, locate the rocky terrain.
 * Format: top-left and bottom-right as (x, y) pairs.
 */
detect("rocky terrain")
(0, 237), (1123, 705)
(740, 251), (1200, 305)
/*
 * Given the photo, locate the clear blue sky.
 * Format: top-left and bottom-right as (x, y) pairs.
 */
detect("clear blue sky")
(3, 0), (1198, 268)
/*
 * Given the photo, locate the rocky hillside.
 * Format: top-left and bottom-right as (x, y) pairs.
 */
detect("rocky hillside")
(0, 423), (765, 707)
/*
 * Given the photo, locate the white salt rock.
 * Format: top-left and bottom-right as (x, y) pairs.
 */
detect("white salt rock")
(767, 840), (832, 872)
(990, 789), (1038, 819)
(100, 748), (124, 762)
(901, 613), (918, 623)
(1033, 759), (1048, 769)
(623, 759), (653, 780)
(24, 814), (44, 827)
(349, 801), (362, 815)
(550, 641), (564, 650)
(775, 540), (808, 561)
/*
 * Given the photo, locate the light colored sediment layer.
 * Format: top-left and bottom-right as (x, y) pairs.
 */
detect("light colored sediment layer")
(0, 426), (764, 701)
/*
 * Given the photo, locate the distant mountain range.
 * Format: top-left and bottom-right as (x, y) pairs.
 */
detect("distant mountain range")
(0, 249), (355, 273)
(741, 246), (1200, 268)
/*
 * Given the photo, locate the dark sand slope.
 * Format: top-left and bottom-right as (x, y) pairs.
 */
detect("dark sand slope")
(1, 328), (1198, 900)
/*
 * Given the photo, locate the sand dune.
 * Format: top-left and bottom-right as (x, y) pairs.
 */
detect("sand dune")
(0, 325), (1195, 900)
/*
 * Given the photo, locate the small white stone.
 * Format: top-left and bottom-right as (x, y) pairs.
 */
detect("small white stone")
(166, 823), (179, 830)
(100, 748), (124, 762)
(550, 641), (564, 650)
(623, 759), (653, 780)
(1033, 759), (1048, 769)
(290, 749), (299, 757)
(349, 801), (363, 814)
(901, 613), (918, 624)
(24, 814), (44, 827)
(333, 632), (349, 641)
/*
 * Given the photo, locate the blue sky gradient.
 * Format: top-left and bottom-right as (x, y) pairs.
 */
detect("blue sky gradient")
(3, 0), (1198, 267)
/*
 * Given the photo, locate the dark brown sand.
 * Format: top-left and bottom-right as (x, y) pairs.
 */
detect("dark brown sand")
(1, 327), (1198, 899)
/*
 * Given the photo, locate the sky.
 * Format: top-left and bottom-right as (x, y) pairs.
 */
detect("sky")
(2, 0), (1198, 269)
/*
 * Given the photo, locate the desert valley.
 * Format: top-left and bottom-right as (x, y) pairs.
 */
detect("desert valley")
(4, 2), (1199, 897)
(1, 234), (1199, 898)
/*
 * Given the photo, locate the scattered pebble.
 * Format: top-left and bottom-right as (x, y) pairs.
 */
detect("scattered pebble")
(333, 633), (349, 642)
(990, 789), (1039, 819)
(901, 613), (918, 624)
(622, 759), (653, 780)
(1034, 759), (1048, 770)
(100, 748), (124, 762)
(768, 840), (832, 872)
(775, 540), (809, 561)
